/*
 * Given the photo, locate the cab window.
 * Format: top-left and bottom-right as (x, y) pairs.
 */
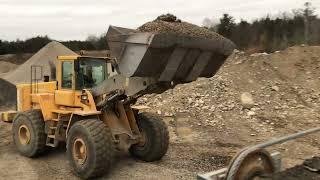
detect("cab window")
(62, 61), (73, 89)
(76, 58), (107, 90)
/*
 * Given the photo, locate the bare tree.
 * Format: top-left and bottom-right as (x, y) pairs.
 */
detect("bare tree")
(303, 2), (317, 44)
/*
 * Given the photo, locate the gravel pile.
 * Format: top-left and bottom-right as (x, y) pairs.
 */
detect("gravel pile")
(0, 61), (18, 75)
(138, 14), (235, 56)
(0, 53), (33, 64)
(155, 13), (182, 22)
(137, 45), (320, 135)
(0, 41), (77, 107)
(3, 41), (77, 85)
(138, 14), (225, 40)
(0, 78), (16, 106)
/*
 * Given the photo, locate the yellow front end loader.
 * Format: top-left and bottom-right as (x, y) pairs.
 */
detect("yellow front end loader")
(6, 26), (235, 179)
(12, 55), (169, 179)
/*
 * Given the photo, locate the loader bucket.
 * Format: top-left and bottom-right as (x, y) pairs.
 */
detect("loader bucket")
(106, 26), (235, 83)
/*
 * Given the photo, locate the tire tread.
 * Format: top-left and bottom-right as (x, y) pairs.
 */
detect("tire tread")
(67, 119), (114, 179)
(12, 109), (46, 157)
(129, 112), (169, 161)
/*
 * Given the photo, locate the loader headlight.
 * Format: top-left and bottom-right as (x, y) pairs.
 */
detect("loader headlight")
(81, 94), (88, 101)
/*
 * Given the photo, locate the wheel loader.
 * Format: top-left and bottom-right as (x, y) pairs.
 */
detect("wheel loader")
(2, 26), (235, 179)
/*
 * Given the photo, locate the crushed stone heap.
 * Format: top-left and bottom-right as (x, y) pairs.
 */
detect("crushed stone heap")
(137, 14), (235, 56)
(3, 41), (77, 85)
(0, 41), (77, 107)
(138, 14), (225, 40)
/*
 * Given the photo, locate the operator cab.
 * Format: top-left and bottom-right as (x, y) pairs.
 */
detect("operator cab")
(57, 56), (116, 91)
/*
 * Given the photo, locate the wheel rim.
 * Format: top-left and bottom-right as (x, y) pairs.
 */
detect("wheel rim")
(18, 125), (31, 145)
(73, 138), (87, 165)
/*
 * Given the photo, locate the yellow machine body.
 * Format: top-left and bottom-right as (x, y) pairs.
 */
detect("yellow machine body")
(9, 56), (142, 145)
(16, 56), (100, 120)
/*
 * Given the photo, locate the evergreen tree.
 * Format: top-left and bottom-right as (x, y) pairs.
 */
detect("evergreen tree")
(217, 14), (236, 39)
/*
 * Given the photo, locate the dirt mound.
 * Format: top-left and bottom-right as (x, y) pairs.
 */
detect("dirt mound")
(138, 45), (320, 123)
(137, 45), (320, 176)
(0, 41), (77, 107)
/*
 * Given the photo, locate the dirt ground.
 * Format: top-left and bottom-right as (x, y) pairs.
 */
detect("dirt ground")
(0, 45), (320, 179)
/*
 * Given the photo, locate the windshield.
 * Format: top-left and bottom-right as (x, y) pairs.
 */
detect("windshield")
(76, 58), (107, 89)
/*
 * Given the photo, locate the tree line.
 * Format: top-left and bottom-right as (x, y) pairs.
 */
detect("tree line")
(0, 34), (109, 55)
(0, 2), (318, 55)
(205, 2), (319, 53)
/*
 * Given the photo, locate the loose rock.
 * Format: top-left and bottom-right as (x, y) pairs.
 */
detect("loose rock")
(271, 86), (280, 91)
(241, 92), (255, 109)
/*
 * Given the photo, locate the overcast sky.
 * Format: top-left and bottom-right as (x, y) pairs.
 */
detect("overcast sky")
(1, 0), (319, 41)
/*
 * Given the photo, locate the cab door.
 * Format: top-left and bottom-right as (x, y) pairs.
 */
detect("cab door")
(55, 60), (75, 106)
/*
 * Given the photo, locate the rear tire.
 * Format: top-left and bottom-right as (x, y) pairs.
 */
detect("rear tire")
(66, 119), (114, 179)
(12, 110), (47, 157)
(129, 112), (169, 161)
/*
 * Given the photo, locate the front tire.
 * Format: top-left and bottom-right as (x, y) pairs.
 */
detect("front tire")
(66, 119), (114, 179)
(129, 112), (169, 162)
(12, 110), (47, 157)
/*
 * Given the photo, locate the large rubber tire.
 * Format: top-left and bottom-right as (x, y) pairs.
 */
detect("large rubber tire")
(12, 110), (47, 157)
(129, 112), (169, 162)
(66, 119), (114, 179)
